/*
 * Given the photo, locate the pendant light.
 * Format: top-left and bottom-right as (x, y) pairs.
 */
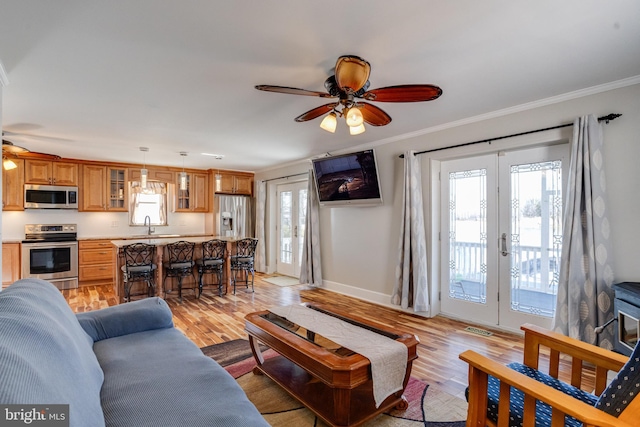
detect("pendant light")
(319, 112), (337, 133)
(179, 152), (188, 191)
(345, 106), (364, 127)
(139, 147), (149, 189)
(215, 170), (222, 192)
(2, 157), (17, 170)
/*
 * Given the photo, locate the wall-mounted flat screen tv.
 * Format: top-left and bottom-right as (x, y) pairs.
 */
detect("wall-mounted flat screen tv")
(312, 149), (383, 206)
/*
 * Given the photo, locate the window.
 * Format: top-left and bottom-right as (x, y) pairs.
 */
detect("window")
(129, 181), (167, 226)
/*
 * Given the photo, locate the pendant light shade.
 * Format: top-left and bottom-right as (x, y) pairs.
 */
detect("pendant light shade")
(179, 152), (188, 191)
(345, 107), (364, 127)
(3, 158), (17, 170)
(320, 112), (337, 133)
(139, 147), (149, 189)
(349, 123), (366, 135)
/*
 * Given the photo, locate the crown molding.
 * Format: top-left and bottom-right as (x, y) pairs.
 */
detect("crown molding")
(371, 74), (640, 148)
(0, 60), (8, 87)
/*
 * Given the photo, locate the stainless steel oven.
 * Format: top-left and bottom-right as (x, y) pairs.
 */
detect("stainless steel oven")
(21, 224), (78, 289)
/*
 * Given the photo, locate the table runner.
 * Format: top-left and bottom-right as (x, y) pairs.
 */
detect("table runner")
(268, 304), (408, 407)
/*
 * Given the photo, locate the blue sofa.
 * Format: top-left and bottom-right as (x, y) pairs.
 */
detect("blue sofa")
(0, 279), (269, 427)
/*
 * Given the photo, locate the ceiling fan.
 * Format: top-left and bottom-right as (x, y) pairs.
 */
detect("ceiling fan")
(2, 133), (61, 169)
(255, 55), (442, 135)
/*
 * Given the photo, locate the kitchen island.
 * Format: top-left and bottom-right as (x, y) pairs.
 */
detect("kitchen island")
(111, 235), (241, 303)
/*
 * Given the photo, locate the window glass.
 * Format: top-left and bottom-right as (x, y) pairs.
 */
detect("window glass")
(129, 181), (167, 226)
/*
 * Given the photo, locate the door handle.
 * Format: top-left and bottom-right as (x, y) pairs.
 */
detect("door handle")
(294, 226), (298, 238)
(501, 233), (509, 256)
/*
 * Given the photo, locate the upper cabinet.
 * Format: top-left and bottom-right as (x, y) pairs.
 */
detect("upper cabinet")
(129, 168), (175, 183)
(215, 171), (253, 196)
(80, 165), (128, 212)
(2, 158), (25, 211)
(25, 160), (78, 186)
(176, 172), (209, 212)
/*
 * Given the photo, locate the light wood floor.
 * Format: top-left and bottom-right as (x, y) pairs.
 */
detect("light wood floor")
(63, 273), (528, 399)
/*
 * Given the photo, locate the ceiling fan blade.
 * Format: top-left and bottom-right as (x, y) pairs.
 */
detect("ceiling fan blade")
(2, 140), (29, 154)
(9, 151), (61, 160)
(362, 84), (442, 102)
(294, 103), (339, 122)
(335, 55), (371, 93)
(359, 102), (392, 126)
(255, 85), (334, 98)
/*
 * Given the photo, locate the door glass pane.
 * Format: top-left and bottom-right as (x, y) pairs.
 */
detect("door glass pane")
(280, 191), (293, 264)
(298, 189), (308, 265)
(448, 169), (487, 304)
(509, 160), (562, 317)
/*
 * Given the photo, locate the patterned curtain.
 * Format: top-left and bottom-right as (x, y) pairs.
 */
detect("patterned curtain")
(299, 170), (322, 287)
(392, 150), (429, 312)
(254, 180), (267, 272)
(553, 114), (615, 348)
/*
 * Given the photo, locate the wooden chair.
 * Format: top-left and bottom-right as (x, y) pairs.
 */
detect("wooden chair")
(459, 323), (640, 427)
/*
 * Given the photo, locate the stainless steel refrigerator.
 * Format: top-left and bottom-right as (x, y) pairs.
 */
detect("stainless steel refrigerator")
(207, 195), (253, 238)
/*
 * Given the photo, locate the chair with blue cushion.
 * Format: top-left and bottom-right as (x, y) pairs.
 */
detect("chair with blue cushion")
(460, 323), (640, 427)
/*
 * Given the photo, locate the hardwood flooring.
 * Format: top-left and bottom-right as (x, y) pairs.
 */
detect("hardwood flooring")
(63, 274), (569, 399)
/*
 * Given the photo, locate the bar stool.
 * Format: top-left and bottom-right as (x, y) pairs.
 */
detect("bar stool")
(121, 243), (157, 302)
(163, 240), (196, 303)
(195, 239), (227, 297)
(230, 238), (258, 294)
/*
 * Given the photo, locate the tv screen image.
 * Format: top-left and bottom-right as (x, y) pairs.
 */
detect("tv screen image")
(312, 149), (382, 206)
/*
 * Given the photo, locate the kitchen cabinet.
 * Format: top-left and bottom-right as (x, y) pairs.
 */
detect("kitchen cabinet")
(78, 240), (114, 284)
(24, 159), (78, 186)
(129, 168), (175, 183)
(2, 243), (21, 287)
(176, 172), (209, 212)
(215, 171), (253, 196)
(2, 158), (25, 211)
(80, 165), (128, 211)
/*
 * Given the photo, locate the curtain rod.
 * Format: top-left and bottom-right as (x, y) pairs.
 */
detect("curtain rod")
(262, 172), (308, 183)
(399, 113), (622, 158)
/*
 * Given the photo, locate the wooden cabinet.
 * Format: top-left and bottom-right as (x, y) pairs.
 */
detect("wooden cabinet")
(129, 168), (175, 183)
(2, 158), (25, 211)
(176, 172), (209, 212)
(2, 243), (21, 287)
(25, 160), (78, 186)
(80, 165), (128, 211)
(78, 240), (114, 284)
(215, 171), (253, 196)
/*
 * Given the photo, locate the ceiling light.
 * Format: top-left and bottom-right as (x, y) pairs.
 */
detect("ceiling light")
(179, 152), (188, 191)
(349, 123), (366, 135)
(3, 158), (17, 170)
(139, 147), (149, 188)
(320, 112), (337, 133)
(345, 107), (364, 127)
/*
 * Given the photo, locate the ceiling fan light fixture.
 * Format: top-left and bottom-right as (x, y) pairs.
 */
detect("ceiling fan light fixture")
(349, 123), (366, 136)
(320, 112), (337, 133)
(345, 107), (364, 127)
(3, 158), (17, 170)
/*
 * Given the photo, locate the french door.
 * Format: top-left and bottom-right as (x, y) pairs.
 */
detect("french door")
(440, 145), (567, 330)
(276, 181), (308, 277)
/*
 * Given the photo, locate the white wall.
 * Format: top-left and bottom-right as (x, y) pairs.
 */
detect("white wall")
(255, 82), (640, 314)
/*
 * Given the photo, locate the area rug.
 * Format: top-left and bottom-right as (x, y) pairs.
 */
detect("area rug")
(203, 339), (468, 426)
(263, 275), (300, 287)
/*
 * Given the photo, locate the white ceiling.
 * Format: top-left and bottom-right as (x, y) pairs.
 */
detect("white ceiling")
(1, 1), (639, 172)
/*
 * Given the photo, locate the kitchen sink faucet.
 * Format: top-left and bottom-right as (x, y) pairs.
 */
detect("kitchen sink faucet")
(143, 215), (154, 235)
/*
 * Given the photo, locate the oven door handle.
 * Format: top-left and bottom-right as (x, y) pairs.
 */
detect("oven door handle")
(23, 241), (78, 248)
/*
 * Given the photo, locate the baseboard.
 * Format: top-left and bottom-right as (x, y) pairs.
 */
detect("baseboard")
(321, 279), (431, 318)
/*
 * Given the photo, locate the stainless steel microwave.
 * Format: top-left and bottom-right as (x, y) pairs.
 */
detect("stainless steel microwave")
(24, 184), (79, 209)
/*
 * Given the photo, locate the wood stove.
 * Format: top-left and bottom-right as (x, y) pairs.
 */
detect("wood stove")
(614, 282), (640, 356)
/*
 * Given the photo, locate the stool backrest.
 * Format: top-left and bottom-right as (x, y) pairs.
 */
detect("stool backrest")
(123, 243), (156, 269)
(165, 241), (195, 263)
(202, 239), (226, 260)
(235, 238), (258, 258)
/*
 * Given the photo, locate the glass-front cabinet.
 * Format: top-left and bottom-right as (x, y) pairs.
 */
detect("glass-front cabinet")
(109, 168), (127, 210)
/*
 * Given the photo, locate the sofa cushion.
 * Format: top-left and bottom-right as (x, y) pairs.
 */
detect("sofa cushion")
(77, 297), (173, 342)
(595, 341), (640, 416)
(0, 279), (105, 427)
(93, 327), (269, 427)
(485, 362), (597, 427)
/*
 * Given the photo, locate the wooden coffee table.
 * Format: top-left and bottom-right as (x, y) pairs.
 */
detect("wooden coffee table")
(244, 303), (419, 427)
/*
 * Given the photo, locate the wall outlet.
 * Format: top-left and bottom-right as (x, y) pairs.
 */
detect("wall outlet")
(111, 221), (119, 227)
